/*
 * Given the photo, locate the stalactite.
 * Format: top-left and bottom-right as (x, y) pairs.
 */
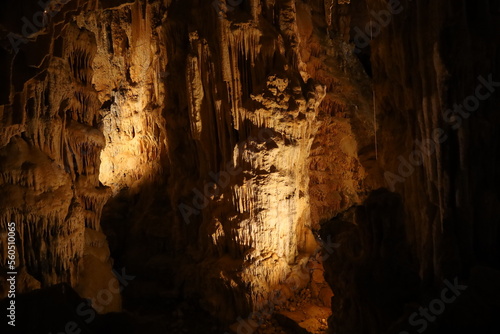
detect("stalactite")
(1, 0), (378, 325)
(0, 11), (119, 312)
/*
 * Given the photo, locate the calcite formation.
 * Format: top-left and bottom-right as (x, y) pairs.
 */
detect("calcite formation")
(320, 0), (500, 333)
(2, 0), (499, 333)
(1, 0), (376, 327)
(0, 3), (120, 313)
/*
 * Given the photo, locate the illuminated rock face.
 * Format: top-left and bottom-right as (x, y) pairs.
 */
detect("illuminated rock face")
(0, 0), (375, 324)
(0, 17), (120, 312)
(55, 0), (374, 322)
(3, 0), (499, 331)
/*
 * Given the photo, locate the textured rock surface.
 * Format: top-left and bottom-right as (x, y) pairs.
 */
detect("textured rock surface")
(0, 2), (121, 313)
(0, 0), (375, 324)
(320, 0), (500, 333)
(2, 0), (498, 333)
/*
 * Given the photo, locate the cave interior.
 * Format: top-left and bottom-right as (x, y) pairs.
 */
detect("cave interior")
(0, 0), (500, 333)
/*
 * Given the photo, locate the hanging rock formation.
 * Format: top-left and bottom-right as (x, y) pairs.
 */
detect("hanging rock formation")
(2, 0), (498, 333)
(0, 2), (120, 313)
(320, 0), (500, 333)
(0, 0), (376, 325)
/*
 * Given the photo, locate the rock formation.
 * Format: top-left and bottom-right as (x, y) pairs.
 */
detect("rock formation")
(320, 0), (500, 333)
(0, 0), (499, 333)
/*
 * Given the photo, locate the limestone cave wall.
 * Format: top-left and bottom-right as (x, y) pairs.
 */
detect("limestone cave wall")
(0, 0), (498, 333)
(0, 0), (376, 326)
(320, 0), (500, 333)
